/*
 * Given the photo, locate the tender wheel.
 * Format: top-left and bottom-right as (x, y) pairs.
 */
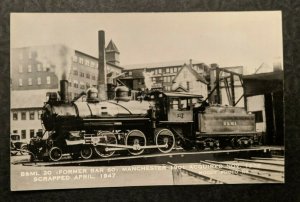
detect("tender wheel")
(80, 146), (93, 159)
(236, 137), (253, 148)
(125, 130), (146, 155)
(204, 138), (219, 150)
(155, 129), (175, 153)
(94, 131), (117, 158)
(49, 147), (63, 161)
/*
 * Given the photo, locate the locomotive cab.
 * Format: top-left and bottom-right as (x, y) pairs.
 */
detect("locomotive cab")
(153, 92), (203, 123)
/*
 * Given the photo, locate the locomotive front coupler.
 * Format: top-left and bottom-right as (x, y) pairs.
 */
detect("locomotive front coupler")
(97, 143), (169, 152)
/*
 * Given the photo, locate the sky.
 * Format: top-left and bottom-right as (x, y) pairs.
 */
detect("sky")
(11, 12), (283, 74)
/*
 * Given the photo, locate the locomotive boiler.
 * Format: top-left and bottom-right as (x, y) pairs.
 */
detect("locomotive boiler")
(28, 80), (259, 162)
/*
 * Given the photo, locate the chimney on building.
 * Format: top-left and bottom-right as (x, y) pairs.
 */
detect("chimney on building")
(98, 30), (107, 101)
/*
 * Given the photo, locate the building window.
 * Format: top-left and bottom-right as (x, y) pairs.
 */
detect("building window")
(13, 130), (18, 134)
(46, 76), (51, 84)
(73, 56), (78, 62)
(28, 64), (32, 72)
(163, 77), (167, 83)
(37, 77), (41, 85)
(37, 64), (42, 72)
(30, 129), (35, 138)
(158, 69), (162, 74)
(21, 112), (26, 120)
(73, 70), (78, 76)
(92, 75), (96, 80)
(90, 62), (95, 68)
(28, 78), (32, 85)
(80, 83), (85, 89)
(166, 68), (170, 73)
(128, 71), (132, 76)
(166, 76), (171, 83)
(86, 73), (90, 79)
(73, 80), (78, 88)
(21, 130), (26, 139)
(80, 72), (85, 77)
(85, 60), (90, 66)
(18, 79), (23, 86)
(86, 83), (90, 89)
(19, 64), (23, 73)
(13, 112), (18, 120)
(44, 63), (50, 71)
(252, 111), (263, 123)
(29, 111), (35, 120)
(38, 111), (42, 120)
(79, 57), (84, 64)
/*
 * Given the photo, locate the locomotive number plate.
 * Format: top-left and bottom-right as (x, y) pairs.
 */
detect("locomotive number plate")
(223, 121), (237, 126)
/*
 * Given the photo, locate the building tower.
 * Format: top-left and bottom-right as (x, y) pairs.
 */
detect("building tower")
(105, 40), (120, 66)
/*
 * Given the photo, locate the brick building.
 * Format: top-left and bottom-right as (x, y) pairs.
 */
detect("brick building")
(10, 41), (123, 141)
(120, 60), (210, 92)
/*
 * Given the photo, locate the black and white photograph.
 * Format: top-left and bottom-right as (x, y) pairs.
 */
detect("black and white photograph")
(10, 12), (284, 191)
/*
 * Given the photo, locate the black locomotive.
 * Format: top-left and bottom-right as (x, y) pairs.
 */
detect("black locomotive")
(28, 80), (259, 162)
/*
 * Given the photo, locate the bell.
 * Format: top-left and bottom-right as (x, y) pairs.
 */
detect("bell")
(86, 87), (99, 103)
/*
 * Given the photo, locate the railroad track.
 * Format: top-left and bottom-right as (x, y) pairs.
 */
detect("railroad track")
(16, 146), (283, 167)
(167, 157), (284, 184)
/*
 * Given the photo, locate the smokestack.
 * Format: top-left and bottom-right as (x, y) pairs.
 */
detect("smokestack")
(60, 80), (69, 103)
(98, 30), (107, 101)
(189, 59), (193, 67)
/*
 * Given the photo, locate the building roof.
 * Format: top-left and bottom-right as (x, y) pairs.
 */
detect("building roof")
(163, 92), (203, 98)
(106, 40), (120, 53)
(123, 60), (205, 70)
(242, 70), (283, 96)
(11, 89), (57, 109)
(107, 62), (124, 70)
(173, 63), (208, 84)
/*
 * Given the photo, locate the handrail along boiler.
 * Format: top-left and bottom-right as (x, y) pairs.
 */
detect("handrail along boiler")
(28, 80), (259, 161)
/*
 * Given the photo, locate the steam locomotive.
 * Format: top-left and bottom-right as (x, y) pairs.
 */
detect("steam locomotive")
(28, 80), (259, 162)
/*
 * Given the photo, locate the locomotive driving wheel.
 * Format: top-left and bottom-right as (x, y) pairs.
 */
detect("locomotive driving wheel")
(49, 146), (63, 161)
(125, 130), (146, 155)
(94, 131), (117, 158)
(80, 145), (93, 159)
(155, 128), (175, 153)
